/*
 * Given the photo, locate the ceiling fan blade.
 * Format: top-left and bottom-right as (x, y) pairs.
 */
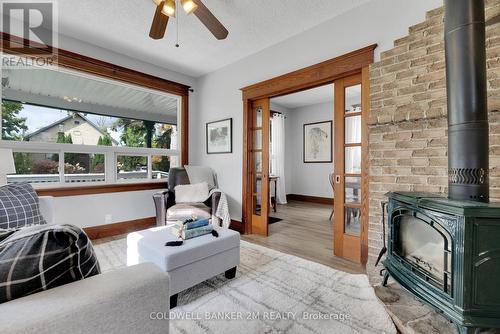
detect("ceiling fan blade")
(487, 14), (500, 26)
(192, 0), (229, 40)
(149, 1), (169, 40)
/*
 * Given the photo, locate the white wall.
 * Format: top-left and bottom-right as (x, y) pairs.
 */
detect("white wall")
(284, 101), (334, 198)
(190, 0), (443, 221)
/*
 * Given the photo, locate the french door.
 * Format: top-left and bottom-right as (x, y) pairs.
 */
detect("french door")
(250, 98), (270, 236)
(333, 72), (368, 264)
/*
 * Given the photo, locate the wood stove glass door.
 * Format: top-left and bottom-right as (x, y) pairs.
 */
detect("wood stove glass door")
(334, 73), (367, 264)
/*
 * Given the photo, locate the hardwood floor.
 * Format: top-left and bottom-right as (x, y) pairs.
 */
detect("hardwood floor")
(242, 200), (365, 274)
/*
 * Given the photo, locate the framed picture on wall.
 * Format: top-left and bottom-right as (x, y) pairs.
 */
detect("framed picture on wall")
(206, 118), (233, 154)
(303, 120), (332, 163)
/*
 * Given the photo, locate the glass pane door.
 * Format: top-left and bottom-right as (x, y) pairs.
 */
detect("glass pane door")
(250, 99), (270, 236)
(253, 108), (263, 216)
(344, 83), (362, 236)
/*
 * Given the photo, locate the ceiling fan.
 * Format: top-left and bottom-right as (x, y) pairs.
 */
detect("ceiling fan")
(149, 0), (229, 41)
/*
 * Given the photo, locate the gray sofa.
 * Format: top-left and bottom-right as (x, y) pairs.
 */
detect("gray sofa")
(0, 263), (170, 334)
(0, 196), (171, 334)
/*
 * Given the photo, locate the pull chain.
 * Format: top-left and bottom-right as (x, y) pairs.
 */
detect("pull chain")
(175, 0), (180, 47)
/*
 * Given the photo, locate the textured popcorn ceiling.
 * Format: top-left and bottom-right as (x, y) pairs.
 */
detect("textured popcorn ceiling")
(54, 0), (370, 77)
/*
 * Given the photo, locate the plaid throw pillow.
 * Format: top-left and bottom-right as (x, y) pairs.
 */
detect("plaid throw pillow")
(0, 183), (46, 229)
(0, 224), (101, 303)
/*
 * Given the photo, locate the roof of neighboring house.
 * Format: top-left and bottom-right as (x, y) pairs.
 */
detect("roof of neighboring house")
(25, 112), (119, 145)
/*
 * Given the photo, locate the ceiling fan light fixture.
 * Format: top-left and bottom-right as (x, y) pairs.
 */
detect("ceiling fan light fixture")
(181, 0), (198, 14)
(161, 0), (176, 17)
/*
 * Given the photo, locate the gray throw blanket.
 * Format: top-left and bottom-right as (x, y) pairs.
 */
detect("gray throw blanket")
(207, 189), (231, 229)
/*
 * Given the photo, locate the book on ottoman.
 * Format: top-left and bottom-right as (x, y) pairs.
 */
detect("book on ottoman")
(173, 218), (209, 230)
(171, 218), (213, 239)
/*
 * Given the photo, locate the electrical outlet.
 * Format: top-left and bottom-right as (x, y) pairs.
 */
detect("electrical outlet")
(105, 214), (112, 225)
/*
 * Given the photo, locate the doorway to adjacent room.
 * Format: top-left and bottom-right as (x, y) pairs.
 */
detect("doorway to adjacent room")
(240, 45), (374, 266)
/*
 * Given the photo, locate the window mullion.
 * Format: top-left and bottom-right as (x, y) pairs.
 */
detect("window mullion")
(58, 150), (65, 184)
(147, 155), (152, 180)
(105, 151), (115, 183)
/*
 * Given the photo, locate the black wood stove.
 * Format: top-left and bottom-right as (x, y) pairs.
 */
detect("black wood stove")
(381, 1), (500, 333)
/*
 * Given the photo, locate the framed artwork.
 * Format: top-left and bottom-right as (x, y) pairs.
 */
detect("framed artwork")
(206, 118), (233, 154)
(303, 120), (332, 163)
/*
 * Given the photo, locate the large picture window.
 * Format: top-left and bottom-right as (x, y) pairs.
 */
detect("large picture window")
(0, 61), (182, 187)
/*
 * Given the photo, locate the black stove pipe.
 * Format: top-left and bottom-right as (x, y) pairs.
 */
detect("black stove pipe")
(444, 0), (489, 202)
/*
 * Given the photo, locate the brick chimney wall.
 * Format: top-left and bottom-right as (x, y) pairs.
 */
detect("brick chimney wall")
(367, 0), (500, 282)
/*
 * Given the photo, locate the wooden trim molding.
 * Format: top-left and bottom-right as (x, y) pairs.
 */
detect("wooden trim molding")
(229, 219), (244, 234)
(287, 194), (334, 205)
(84, 217), (156, 240)
(36, 182), (167, 197)
(240, 44), (377, 100)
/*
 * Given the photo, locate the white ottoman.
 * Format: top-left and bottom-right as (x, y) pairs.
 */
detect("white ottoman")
(127, 226), (240, 308)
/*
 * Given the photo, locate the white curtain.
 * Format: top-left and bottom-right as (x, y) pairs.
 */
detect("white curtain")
(271, 114), (287, 204)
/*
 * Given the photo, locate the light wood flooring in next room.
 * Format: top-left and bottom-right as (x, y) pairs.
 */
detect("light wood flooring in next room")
(242, 200), (365, 274)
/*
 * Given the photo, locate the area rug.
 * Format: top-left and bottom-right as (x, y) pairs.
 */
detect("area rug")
(94, 238), (396, 334)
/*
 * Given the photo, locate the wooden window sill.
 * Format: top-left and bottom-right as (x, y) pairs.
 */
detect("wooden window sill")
(36, 182), (168, 197)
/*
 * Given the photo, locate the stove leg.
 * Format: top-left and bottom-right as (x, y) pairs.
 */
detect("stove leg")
(382, 271), (390, 287)
(457, 325), (480, 334)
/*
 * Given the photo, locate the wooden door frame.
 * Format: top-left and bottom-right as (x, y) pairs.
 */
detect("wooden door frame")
(240, 44), (376, 264)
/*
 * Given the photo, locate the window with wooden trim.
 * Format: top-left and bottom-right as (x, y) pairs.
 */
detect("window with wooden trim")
(0, 58), (182, 187)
